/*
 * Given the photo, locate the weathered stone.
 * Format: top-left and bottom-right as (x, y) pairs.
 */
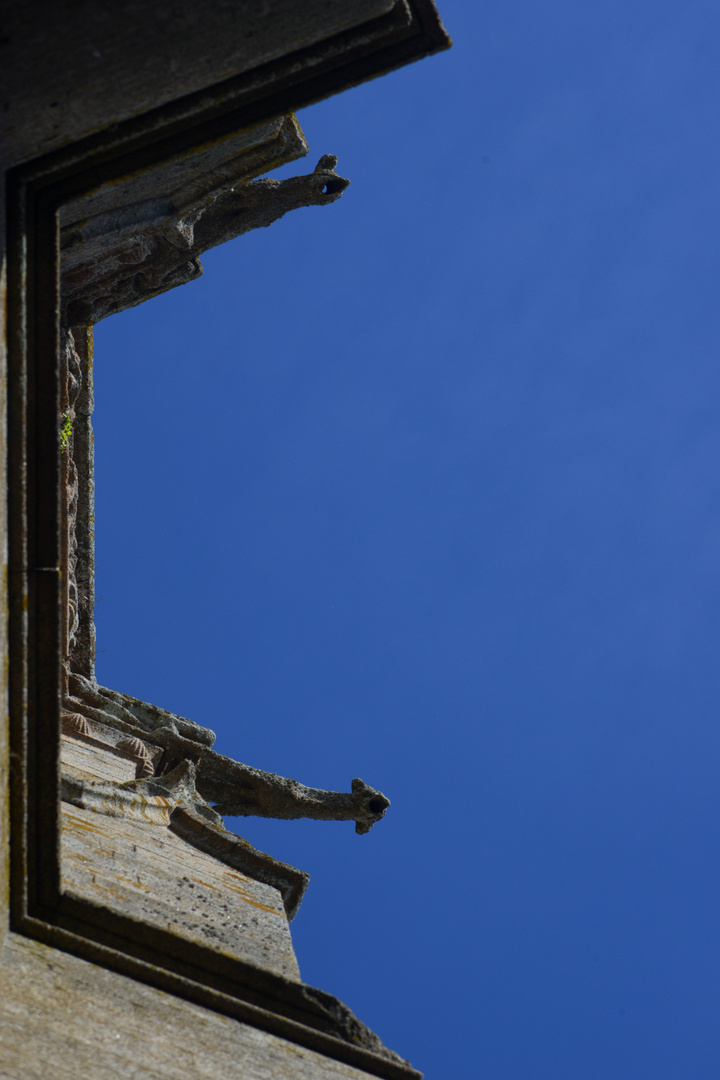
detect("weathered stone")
(66, 674), (390, 834)
(2, 6), (451, 1077)
(0, 933), (397, 1080)
(0, 1), (409, 162)
(61, 155), (350, 324)
(67, 672), (218, 748)
(59, 116), (309, 226)
(59, 727), (311, 920)
(62, 734), (148, 786)
(61, 802), (302, 981)
(62, 710), (164, 781)
(198, 758), (391, 835)
(64, 326), (96, 680)
(56, 729), (412, 1070)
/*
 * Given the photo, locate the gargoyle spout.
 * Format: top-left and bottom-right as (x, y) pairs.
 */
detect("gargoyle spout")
(196, 755), (390, 835)
(60, 153), (350, 324)
(65, 675), (390, 834)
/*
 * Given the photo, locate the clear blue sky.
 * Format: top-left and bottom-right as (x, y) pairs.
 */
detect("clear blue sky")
(94, 3), (720, 1077)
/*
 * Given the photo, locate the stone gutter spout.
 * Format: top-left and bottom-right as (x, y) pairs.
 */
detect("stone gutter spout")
(196, 757), (390, 835)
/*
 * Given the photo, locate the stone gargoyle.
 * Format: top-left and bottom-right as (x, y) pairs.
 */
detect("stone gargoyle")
(60, 154), (350, 325)
(64, 673), (390, 836)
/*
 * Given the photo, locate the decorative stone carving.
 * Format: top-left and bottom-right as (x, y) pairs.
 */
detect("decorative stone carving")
(199, 757), (391, 835)
(61, 326), (96, 679)
(61, 155), (350, 325)
(65, 671), (390, 836)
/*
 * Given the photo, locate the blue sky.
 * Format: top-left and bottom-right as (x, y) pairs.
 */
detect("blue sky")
(93, 3), (720, 1077)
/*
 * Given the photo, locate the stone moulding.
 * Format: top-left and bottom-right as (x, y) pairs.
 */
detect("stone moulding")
(6, 4), (450, 1078)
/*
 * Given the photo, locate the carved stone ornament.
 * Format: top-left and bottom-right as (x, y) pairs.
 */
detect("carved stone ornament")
(61, 146), (351, 326)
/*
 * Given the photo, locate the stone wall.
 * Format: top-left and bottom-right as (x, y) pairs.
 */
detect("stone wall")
(0, 933), (384, 1080)
(60, 733), (302, 982)
(0, 4), (449, 1077)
